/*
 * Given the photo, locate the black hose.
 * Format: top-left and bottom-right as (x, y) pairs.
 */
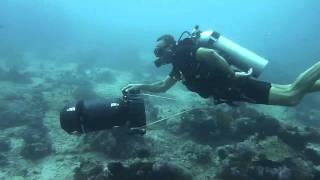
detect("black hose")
(177, 31), (192, 42)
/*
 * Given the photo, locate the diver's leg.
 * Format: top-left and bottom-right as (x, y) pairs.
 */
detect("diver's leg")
(268, 84), (296, 106)
(271, 84), (291, 90)
(291, 61), (320, 92)
(268, 61), (320, 106)
(309, 80), (320, 92)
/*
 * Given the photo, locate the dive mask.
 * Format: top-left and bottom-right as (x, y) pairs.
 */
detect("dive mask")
(153, 46), (174, 67)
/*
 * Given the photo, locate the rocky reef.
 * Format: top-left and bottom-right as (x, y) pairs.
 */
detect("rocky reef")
(0, 89), (52, 163)
(216, 136), (319, 180)
(1, 61), (320, 180)
(80, 129), (153, 160)
(0, 66), (33, 84)
(164, 104), (320, 179)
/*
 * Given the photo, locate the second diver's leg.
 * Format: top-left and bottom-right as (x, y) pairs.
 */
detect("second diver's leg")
(268, 61), (320, 106)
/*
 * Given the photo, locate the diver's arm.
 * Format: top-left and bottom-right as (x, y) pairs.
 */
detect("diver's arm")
(196, 47), (235, 78)
(196, 48), (253, 78)
(123, 76), (177, 93)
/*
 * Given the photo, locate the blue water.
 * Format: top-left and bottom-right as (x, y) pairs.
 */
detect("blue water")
(1, 1), (319, 76)
(1, 1), (320, 179)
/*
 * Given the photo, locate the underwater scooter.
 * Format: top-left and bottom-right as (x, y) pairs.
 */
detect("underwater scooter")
(59, 89), (147, 135)
(59, 89), (196, 135)
(179, 25), (269, 77)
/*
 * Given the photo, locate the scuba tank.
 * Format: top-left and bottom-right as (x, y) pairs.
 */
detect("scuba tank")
(179, 25), (269, 78)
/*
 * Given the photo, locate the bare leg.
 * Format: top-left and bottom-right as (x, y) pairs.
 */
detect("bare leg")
(309, 80), (320, 93)
(268, 61), (320, 106)
(272, 75), (320, 93)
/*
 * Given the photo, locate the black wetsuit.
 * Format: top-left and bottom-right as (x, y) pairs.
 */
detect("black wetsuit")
(169, 41), (271, 105)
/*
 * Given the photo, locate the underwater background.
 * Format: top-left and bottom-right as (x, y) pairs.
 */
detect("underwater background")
(0, 0), (320, 179)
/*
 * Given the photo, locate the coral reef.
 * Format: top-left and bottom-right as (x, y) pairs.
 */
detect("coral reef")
(230, 115), (281, 140)
(2, 61), (320, 179)
(278, 126), (320, 150)
(73, 160), (105, 180)
(176, 108), (230, 143)
(216, 136), (318, 180)
(181, 141), (213, 164)
(82, 130), (152, 159)
(171, 106), (280, 144)
(163, 104), (320, 179)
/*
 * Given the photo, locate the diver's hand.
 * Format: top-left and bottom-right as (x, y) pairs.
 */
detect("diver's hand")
(235, 68), (253, 78)
(121, 84), (142, 94)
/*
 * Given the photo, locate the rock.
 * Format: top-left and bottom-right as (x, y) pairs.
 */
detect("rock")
(135, 148), (151, 159)
(217, 145), (233, 160)
(151, 161), (192, 180)
(94, 70), (116, 83)
(107, 161), (192, 180)
(0, 97), (46, 130)
(83, 131), (116, 153)
(234, 138), (257, 162)
(22, 128), (48, 144)
(83, 131), (149, 159)
(247, 162), (292, 180)
(255, 116), (281, 139)
(216, 137), (258, 179)
(215, 109), (234, 131)
(313, 165), (320, 180)
(278, 126), (320, 150)
(257, 136), (293, 162)
(304, 143), (320, 165)
(106, 162), (128, 179)
(182, 142), (213, 164)
(231, 117), (257, 140)
(230, 115), (281, 140)
(0, 68), (33, 84)
(287, 158), (315, 180)
(74, 160), (192, 180)
(233, 105), (262, 119)
(73, 160), (105, 180)
(0, 153), (8, 166)
(178, 109), (223, 143)
(216, 136), (316, 180)
(0, 141), (10, 152)
(20, 142), (52, 160)
(0, 110), (23, 129)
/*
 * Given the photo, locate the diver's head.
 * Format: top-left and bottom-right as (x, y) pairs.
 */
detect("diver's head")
(154, 34), (176, 67)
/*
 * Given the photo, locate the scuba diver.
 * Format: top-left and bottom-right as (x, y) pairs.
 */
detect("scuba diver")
(123, 26), (320, 106)
(60, 26), (320, 135)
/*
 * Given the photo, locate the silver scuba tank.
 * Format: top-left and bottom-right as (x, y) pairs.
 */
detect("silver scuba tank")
(196, 30), (269, 78)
